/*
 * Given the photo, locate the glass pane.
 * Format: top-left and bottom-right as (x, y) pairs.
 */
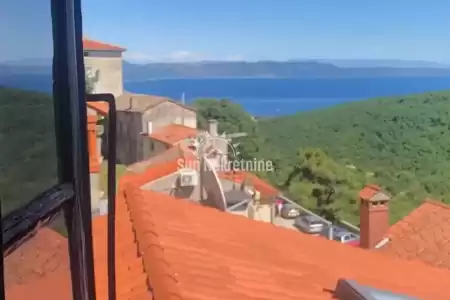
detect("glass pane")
(0, 0), (57, 215)
(4, 211), (73, 299)
(2, 1), (73, 299)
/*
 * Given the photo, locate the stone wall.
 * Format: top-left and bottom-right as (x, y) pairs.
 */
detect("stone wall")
(84, 50), (123, 97)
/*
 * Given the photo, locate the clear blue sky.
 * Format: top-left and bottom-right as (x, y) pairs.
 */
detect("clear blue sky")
(2, 0), (450, 63)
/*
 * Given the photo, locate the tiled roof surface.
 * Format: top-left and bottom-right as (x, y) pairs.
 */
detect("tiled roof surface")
(127, 145), (195, 173)
(121, 184), (450, 300)
(219, 170), (280, 197)
(378, 199), (450, 270)
(7, 159), (450, 299)
(116, 93), (169, 112)
(91, 195), (151, 299)
(83, 39), (126, 51)
(87, 101), (109, 116)
(5, 228), (72, 300)
(5, 193), (151, 300)
(116, 93), (196, 113)
(149, 124), (198, 146)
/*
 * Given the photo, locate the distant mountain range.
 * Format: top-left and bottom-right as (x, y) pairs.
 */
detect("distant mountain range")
(2, 59), (450, 87)
(122, 60), (450, 81)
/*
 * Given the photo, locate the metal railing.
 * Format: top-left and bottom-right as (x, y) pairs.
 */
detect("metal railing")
(337, 219), (360, 234)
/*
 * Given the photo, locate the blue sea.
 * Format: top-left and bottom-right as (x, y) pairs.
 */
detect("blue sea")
(126, 77), (450, 117)
(3, 75), (450, 117)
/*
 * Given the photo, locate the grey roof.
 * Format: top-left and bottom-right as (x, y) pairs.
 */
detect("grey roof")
(116, 92), (171, 112)
(116, 92), (196, 112)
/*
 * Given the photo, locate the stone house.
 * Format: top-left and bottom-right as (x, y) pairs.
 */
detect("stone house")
(114, 92), (198, 165)
(83, 38), (126, 97)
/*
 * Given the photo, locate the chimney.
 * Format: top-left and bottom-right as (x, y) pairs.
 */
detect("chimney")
(359, 184), (390, 249)
(208, 119), (218, 137)
(87, 115), (101, 214)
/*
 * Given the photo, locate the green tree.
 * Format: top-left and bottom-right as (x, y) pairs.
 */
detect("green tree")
(85, 68), (99, 93)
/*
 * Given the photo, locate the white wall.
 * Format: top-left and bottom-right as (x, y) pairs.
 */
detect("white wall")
(84, 50), (124, 97)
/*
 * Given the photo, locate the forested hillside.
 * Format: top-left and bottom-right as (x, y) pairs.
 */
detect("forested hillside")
(194, 91), (450, 224)
(0, 87), (57, 215)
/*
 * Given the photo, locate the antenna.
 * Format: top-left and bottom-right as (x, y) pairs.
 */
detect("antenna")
(181, 92), (185, 126)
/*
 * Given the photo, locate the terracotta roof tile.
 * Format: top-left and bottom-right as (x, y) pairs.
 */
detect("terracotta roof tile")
(87, 101), (109, 116)
(219, 170), (279, 197)
(127, 145), (195, 173)
(83, 39), (126, 52)
(5, 193), (151, 300)
(378, 199), (450, 270)
(149, 124), (198, 146)
(90, 195), (151, 300)
(8, 165), (450, 299)
(121, 185), (450, 300)
(5, 227), (72, 300)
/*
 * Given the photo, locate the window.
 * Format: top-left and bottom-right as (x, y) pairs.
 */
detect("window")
(150, 141), (155, 151)
(335, 279), (418, 300)
(1, 1), (73, 299)
(2, 1), (97, 300)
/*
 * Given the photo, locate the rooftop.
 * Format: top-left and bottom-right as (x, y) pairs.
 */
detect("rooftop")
(87, 101), (109, 116)
(378, 199), (450, 269)
(116, 92), (195, 113)
(149, 124), (198, 146)
(83, 38), (126, 52)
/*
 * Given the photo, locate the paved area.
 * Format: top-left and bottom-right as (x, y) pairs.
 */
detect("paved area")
(273, 216), (298, 230)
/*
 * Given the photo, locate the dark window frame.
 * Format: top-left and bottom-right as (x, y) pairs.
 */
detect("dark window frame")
(1, 0), (97, 299)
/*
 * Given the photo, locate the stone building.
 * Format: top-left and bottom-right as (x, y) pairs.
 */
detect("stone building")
(83, 38), (126, 98)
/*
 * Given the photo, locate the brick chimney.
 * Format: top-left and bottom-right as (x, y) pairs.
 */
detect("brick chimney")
(359, 184), (390, 249)
(87, 115), (101, 214)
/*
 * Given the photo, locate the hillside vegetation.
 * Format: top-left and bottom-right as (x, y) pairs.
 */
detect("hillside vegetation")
(194, 91), (450, 224)
(0, 87), (57, 215)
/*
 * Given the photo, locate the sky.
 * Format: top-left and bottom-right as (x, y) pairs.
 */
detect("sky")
(2, 0), (450, 63)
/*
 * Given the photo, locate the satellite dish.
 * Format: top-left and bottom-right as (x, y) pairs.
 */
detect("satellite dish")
(200, 154), (227, 211)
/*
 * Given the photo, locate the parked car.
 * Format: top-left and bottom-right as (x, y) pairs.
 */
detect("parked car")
(294, 215), (324, 234)
(280, 204), (301, 219)
(331, 226), (360, 246)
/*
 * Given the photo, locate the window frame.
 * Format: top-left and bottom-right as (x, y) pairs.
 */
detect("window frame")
(51, 0), (97, 299)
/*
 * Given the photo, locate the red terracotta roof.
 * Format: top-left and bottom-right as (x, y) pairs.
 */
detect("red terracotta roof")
(359, 184), (381, 200)
(378, 199), (450, 270)
(127, 145), (196, 173)
(120, 184), (450, 300)
(6, 178), (450, 299)
(90, 197), (150, 299)
(83, 39), (126, 52)
(149, 124), (198, 146)
(219, 170), (279, 197)
(5, 228), (72, 300)
(5, 195), (151, 300)
(87, 101), (109, 116)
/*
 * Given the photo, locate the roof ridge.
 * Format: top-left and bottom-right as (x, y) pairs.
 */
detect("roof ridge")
(423, 198), (450, 209)
(125, 187), (183, 300)
(387, 198), (450, 237)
